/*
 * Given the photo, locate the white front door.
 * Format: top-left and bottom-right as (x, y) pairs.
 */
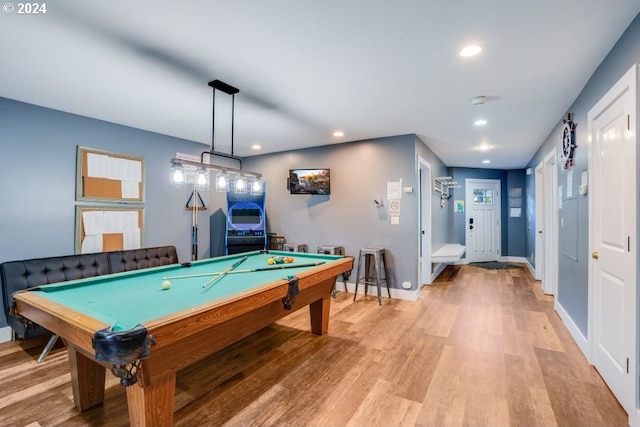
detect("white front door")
(588, 64), (636, 417)
(465, 179), (500, 263)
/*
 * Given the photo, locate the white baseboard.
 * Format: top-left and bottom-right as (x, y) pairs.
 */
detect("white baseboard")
(0, 326), (13, 343)
(524, 259), (536, 277)
(430, 263), (447, 283)
(427, 258), (469, 284)
(555, 300), (590, 361)
(498, 256), (528, 264)
(335, 282), (419, 301)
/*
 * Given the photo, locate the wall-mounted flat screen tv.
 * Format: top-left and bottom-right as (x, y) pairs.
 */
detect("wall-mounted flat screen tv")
(289, 169), (330, 195)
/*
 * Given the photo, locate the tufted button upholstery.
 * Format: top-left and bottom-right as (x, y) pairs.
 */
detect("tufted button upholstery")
(1, 246), (178, 339)
(108, 246), (178, 274)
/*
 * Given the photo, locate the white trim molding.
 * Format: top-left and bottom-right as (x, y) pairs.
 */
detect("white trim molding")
(336, 282), (420, 301)
(556, 301), (590, 361)
(0, 326), (13, 344)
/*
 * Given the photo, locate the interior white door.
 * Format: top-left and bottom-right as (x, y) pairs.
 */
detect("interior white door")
(418, 157), (432, 285)
(542, 149), (558, 295)
(534, 162), (544, 281)
(589, 64), (636, 416)
(465, 179), (500, 263)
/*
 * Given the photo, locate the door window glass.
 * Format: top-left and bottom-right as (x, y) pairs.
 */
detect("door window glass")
(473, 189), (493, 204)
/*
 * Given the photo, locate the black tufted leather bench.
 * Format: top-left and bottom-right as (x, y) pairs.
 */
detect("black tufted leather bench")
(108, 246), (178, 274)
(1, 246), (179, 340)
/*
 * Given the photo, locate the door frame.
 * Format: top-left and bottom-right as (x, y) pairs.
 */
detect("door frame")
(542, 148), (558, 296)
(587, 64), (637, 422)
(464, 178), (501, 263)
(534, 161), (544, 281)
(417, 156), (432, 285)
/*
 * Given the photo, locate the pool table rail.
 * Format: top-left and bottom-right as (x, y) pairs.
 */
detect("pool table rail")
(13, 292), (111, 356)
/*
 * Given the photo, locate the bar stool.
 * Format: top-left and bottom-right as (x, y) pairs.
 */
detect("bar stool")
(318, 245), (351, 297)
(317, 245), (345, 256)
(353, 247), (391, 305)
(282, 243), (308, 252)
(267, 234), (286, 251)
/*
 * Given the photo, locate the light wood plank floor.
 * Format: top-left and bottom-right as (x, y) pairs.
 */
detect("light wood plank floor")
(0, 264), (628, 427)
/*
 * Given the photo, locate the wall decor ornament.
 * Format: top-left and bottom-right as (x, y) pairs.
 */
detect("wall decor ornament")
(561, 112), (577, 169)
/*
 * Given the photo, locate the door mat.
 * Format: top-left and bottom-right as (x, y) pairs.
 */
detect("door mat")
(469, 262), (523, 270)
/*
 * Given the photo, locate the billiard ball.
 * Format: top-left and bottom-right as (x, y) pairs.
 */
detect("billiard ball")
(162, 280), (171, 290)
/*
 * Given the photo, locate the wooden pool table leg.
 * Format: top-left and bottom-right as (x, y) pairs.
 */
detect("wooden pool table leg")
(309, 295), (331, 335)
(126, 371), (176, 427)
(67, 345), (106, 411)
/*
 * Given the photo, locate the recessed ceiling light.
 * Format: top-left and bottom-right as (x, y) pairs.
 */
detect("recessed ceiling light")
(477, 143), (491, 151)
(474, 119), (487, 126)
(333, 131), (344, 137)
(482, 159), (491, 164)
(460, 45), (482, 57)
(251, 144), (261, 150)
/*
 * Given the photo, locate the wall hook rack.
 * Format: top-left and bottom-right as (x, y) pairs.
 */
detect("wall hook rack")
(433, 177), (460, 199)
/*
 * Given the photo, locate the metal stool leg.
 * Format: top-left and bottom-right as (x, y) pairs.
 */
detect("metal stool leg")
(38, 334), (59, 363)
(353, 250), (363, 301)
(373, 252), (382, 305)
(382, 251), (391, 299)
(364, 254), (372, 298)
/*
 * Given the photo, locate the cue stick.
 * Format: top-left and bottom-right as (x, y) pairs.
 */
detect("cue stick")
(202, 255), (248, 289)
(163, 261), (326, 280)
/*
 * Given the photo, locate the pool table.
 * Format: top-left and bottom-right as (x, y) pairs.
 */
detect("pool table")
(12, 250), (353, 427)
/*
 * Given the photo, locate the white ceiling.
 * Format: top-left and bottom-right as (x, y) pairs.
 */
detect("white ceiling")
(2, 1), (639, 169)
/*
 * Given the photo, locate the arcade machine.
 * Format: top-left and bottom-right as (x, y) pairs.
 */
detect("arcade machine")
(225, 189), (267, 254)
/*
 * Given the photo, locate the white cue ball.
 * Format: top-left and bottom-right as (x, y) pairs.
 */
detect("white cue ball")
(162, 280), (171, 290)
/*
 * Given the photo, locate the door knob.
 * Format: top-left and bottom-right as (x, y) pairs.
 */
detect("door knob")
(592, 251), (599, 260)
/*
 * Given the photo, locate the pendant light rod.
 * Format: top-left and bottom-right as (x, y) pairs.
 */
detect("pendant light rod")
(208, 80), (239, 95)
(211, 86), (216, 152)
(208, 79), (240, 158)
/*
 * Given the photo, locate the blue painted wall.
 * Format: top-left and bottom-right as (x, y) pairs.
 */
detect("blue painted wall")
(244, 134), (449, 292)
(526, 12), (640, 337)
(0, 97), (211, 328)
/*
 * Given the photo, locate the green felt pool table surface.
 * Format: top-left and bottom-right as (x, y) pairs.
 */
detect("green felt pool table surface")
(33, 250), (344, 331)
(13, 249), (353, 427)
